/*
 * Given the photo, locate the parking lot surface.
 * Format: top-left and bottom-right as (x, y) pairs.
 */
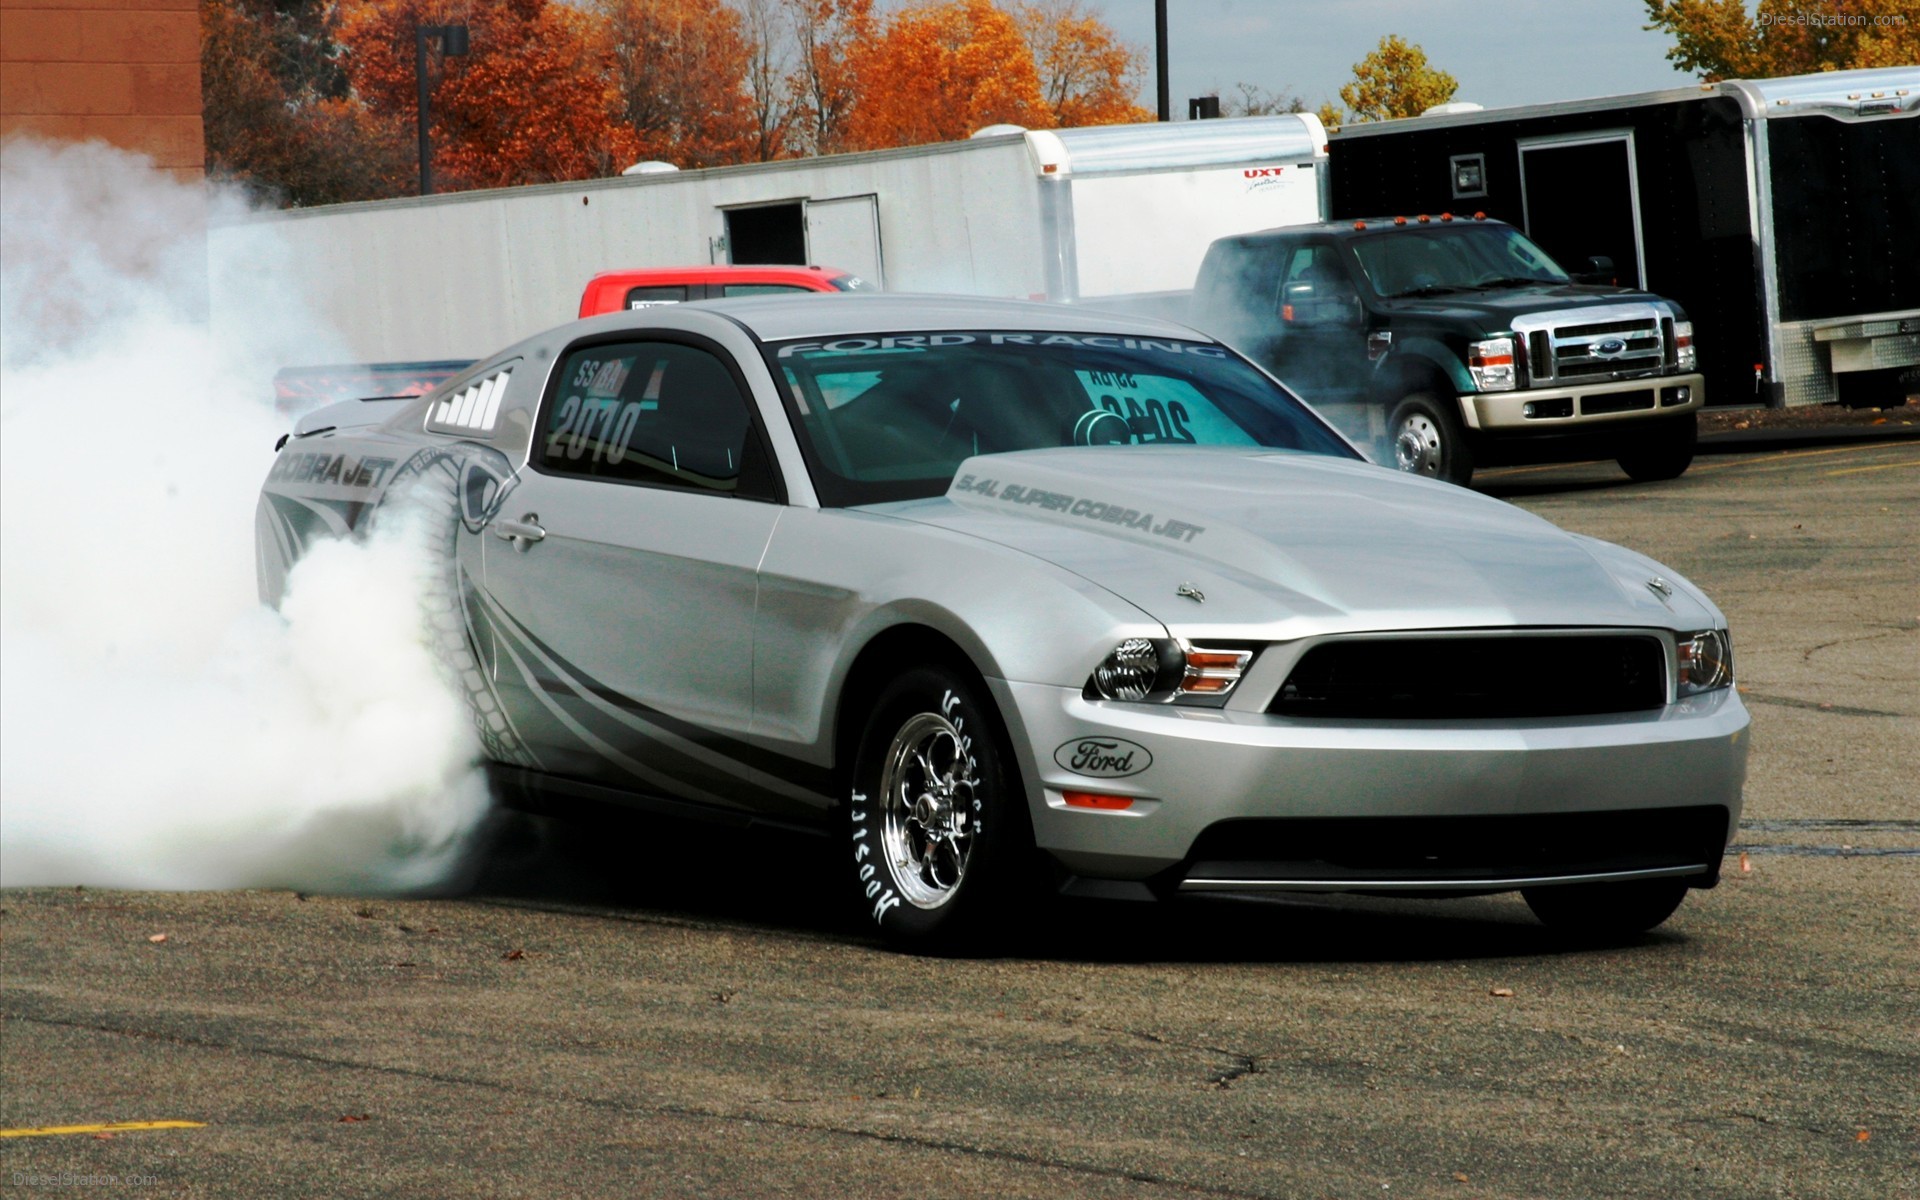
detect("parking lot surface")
(4, 433), (1916, 1199)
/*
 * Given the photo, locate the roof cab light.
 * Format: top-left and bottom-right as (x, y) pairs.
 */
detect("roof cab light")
(1085, 640), (1254, 706)
(1676, 629), (1734, 696)
(1468, 336), (1517, 392)
(1673, 320), (1696, 371)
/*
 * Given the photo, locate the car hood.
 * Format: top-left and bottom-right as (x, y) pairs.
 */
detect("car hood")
(1377, 285), (1667, 327)
(874, 447), (1713, 636)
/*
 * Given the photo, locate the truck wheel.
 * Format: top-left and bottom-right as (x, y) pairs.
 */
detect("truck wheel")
(1389, 392), (1474, 486)
(1616, 413), (1697, 482)
(1523, 879), (1688, 938)
(844, 665), (1038, 951)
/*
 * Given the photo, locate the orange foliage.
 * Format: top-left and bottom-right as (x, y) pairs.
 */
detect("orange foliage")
(335, 0), (638, 191)
(588, 0), (757, 169)
(1014, 0), (1152, 127)
(844, 0), (1052, 149)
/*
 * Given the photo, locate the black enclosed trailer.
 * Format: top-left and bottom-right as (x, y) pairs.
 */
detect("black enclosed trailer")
(1329, 67), (1918, 408)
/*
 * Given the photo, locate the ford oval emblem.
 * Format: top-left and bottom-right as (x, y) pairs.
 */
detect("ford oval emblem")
(1592, 338), (1628, 357)
(1054, 737), (1152, 778)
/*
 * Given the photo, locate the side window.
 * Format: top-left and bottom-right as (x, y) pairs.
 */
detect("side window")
(721, 283), (812, 297)
(1280, 244), (1358, 326)
(625, 285), (689, 308)
(540, 341), (773, 498)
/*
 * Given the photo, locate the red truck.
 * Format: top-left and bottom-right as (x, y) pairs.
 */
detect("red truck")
(577, 264), (874, 316)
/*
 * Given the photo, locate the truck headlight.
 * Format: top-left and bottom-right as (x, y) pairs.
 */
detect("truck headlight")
(1673, 320), (1696, 370)
(1468, 337), (1517, 391)
(1085, 640), (1254, 706)
(1677, 628), (1733, 695)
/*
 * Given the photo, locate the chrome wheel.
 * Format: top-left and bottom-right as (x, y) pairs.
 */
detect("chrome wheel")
(1394, 412), (1444, 476)
(878, 711), (978, 909)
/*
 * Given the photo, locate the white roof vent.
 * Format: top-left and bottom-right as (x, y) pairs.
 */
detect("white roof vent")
(622, 160), (680, 175)
(1422, 102), (1485, 116)
(971, 124), (1028, 139)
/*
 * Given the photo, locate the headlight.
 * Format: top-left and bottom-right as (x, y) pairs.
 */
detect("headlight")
(1673, 320), (1696, 370)
(1085, 639), (1254, 706)
(1468, 336), (1517, 391)
(1677, 628), (1733, 695)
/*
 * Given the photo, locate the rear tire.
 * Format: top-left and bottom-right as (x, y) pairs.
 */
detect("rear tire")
(844, 665), (1038, 951)
(1523, 879), (1689, 937)
(1389, 391), (1474, 486)
(1616, 413), (1697, 482)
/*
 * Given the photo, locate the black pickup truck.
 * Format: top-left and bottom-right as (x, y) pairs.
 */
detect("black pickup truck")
(1192, 216), (1704, 485)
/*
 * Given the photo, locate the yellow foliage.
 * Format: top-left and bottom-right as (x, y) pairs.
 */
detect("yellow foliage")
(1644, 0), (1920, 80)
(1337, 34), (1458, 123)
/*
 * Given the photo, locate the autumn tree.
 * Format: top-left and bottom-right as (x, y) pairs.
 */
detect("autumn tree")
(739, 0), (797, 160)
(843, 0), (1052, 149)
(1337, 34), (1457, 123)
(586, 0), (758, 168)
(335, 0), (637, 191)
(1643, 0), (1919, 79)
(1014, 0), (1151, 127)
(784, 0), (874, 155)
(1213, 82), (1308, 118)
(201, 0), (411, 205)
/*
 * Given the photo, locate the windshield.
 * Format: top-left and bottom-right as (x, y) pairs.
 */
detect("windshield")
(769, 331), (1358, 505)
(1350, 225), (1569, 298)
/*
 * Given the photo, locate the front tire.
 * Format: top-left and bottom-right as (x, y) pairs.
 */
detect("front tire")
(1616, 413), (1697, 482)
(1389, 391), (1475, 486)
(1523, 879), (1689, 937)
(845, 665), (1037, 950)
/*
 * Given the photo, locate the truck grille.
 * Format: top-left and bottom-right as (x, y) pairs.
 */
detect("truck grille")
(1270, 634), (1666, 719)
(1548, 316), (1666, 380)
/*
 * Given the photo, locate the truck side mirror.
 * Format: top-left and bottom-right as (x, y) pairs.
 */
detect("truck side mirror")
(1575, 255), (1617, 286)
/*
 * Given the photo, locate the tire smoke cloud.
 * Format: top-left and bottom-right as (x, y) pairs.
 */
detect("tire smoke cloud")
(0, 137), (490, 892)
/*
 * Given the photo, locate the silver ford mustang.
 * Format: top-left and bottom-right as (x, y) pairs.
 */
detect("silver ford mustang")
(257, 295), (1749, 947)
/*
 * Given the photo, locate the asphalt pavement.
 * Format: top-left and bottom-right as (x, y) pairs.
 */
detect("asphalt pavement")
(4, 429), (1915, 1200)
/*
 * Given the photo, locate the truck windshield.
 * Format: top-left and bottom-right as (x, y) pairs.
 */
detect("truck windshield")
(1351, 225), (1569, 298)
(770, 331), (1359, 506)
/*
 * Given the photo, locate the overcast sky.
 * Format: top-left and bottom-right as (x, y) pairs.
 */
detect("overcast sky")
(1080, 0), (1702, 115)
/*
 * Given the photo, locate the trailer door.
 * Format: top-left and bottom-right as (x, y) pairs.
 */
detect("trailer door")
(806, 194), (886, 286)
(1517, 132), (1646, 289)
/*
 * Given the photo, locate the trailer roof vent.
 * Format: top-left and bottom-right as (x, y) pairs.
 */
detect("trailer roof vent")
(1422, 101), (1484, 116)
(622, 161), (679, 176)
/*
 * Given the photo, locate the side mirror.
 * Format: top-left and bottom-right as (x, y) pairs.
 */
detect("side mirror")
(1574, 255), (1617, 286)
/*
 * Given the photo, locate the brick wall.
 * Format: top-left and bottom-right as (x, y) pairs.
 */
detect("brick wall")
(1, 0), (204, 181)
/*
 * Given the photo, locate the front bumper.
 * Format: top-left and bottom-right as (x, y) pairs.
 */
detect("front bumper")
(991, 679), (1749, 894)
(1463, 372), (1705, 431)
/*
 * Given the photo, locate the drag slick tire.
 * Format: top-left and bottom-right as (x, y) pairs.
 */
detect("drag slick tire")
(844, 665), (1037, 951)
(1522, 879), (1688, 938)
(1389, 391), (1475, 486)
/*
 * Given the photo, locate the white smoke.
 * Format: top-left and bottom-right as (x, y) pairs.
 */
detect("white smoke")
(0, 137), (490, 892)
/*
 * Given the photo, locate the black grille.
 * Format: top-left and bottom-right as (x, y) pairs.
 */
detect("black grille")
(1581, 389), (1656, 415)
(1271, 635), (1665, 719)
(1181, 806), (1730, 888)
(1556, 318), (1652, 338)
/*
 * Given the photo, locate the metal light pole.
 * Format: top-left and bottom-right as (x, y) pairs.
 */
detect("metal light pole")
(1154, 0), (1170, 121)
(415, 23), (469, 196)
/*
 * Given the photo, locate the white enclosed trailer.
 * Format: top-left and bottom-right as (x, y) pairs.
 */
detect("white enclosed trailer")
(217, 115), (1327, 364)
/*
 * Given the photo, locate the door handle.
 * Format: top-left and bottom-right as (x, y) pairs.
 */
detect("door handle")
(494, 513), (546, 551)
